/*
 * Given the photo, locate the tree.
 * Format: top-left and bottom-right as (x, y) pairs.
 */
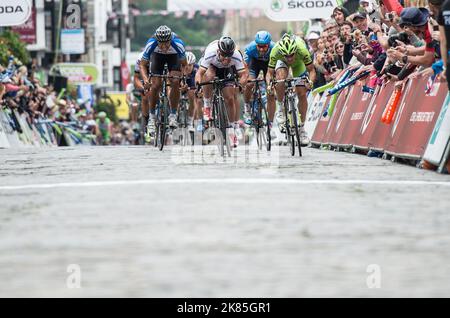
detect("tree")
(130, 0), (223, 57)
(0, 30), (31, 66)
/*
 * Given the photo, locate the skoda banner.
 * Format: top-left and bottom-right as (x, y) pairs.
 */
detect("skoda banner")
(266, 0), (338, 21)
(0, 0), (32, 27)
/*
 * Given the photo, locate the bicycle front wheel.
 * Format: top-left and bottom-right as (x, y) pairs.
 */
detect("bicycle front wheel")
(291, 106), (302, 157)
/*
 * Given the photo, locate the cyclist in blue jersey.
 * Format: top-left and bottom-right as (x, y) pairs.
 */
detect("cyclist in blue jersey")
(140, 25), (188, 135)
(243, 31), (276, 126)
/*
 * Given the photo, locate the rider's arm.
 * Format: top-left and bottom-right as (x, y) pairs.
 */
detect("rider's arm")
(266, 67), (275, 86)
(237, 68), (249, 87)
(180, 58), (188, 75)
(306, 63), (316, 84)
(195, 66), (207, 85)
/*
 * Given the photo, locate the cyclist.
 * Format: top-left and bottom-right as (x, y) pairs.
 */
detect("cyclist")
(96, 111), (112, 145)
(243, 31), (276, 125)
(132, 53), (152, 143)
(140, 25), (187, 136)
(181, 51), (203, 132)
(195, 36), (249, 147)
(266, 33), (316, 146)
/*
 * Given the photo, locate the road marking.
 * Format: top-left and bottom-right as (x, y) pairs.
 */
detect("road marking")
(0, 179), (450, 190)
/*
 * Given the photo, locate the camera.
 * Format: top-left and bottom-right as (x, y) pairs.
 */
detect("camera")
(386, 13), (394, 21)
(433, 25), (439, 32)
(387, 32), (410, 48)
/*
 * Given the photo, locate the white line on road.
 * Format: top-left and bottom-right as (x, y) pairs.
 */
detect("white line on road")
(0, 179), (450, 191)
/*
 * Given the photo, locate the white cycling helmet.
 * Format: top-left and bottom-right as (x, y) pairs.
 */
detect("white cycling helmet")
(185, 51), (197, 65)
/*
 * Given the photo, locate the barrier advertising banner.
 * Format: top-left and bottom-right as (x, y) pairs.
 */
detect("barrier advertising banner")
(0, 109), (22, 148)
(304, 92), (325, 139)
(311, 94), (332, 145)
(353, 85), (383, 150)
(423, 92), (450, 166)
(0, 114), (11, 148)
(366, 81), (397, 151)
(385, 77), (447, 158)
(321, 87), (351, 145)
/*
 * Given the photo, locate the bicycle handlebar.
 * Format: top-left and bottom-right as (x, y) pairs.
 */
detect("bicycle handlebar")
(197, 76), (237, 87)
(149, 73), (184, 80)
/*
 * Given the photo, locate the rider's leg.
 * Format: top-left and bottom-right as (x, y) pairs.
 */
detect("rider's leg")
(201, 67), (216, 120)
(223, 85), (238, 146)
(187, 90), (196, 119)
(202, 67), (216, 101)
(275, 67), (288, 103)
(169, 71), (182, 114)
(148, 78), (162, 111)
(295, 86), (308, 124)
(223, 86), (235, 126)
(295, 85), (310, 146)
(275, 66), (288, 129)
(267, 93), (276, 122)
(244, 79), (255, 123)
(186, 89), (196, 131)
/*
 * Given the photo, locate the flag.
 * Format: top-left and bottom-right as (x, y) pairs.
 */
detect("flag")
(187, 10), (196, 19)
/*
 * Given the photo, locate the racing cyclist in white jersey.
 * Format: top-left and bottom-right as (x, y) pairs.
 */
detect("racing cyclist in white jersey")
(195, 36), (249, 147)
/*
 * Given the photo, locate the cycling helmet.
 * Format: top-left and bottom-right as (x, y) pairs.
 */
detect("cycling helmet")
(278, 34), (298, 56)
(218, 36), (236, 57)
(185, 52), (197, 65)
(155, 25), (172, 42)
(255, 31), (272, 45)
(98, 111), (107, 119)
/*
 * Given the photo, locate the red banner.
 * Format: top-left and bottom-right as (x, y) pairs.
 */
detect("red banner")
(11, 8), (36, 45)
(121, 61), (130, 90)
(308, 71), (448, 161)
(354, 85), (384, 150)
(385, 76), (448, 157)
(321, 87), (351, 145)
(366, 81), (397, 151)
(311, 94), (332, 145)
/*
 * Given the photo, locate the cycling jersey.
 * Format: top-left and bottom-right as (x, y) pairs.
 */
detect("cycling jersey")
(96, 118), (111, 140)
(244, 41), (275, 63)
(186, 64), (199, 88)
(141, 33), (186, 61)
(200, 40), (245, 71)
(268, 37), (313, 77)
(134, 52), (144, 74)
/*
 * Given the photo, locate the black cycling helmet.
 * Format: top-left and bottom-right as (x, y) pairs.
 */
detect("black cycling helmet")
(155, 25), (172, 42)
(218, 36), (236, 57)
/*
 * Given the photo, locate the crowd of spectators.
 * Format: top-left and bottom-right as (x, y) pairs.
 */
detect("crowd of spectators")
(0, 57), (136, 145)
(304, 0), (447, 90)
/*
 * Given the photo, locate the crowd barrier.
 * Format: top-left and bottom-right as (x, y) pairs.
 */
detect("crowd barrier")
(0, 108), (93, 149)
(305, 69), (450, 173)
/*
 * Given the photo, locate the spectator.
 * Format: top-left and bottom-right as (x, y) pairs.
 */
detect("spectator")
(332, 6), (350, 26)
(386, 7), (436, 67)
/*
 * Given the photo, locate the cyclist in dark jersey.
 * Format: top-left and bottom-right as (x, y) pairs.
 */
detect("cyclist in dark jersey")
(182, 52), (203, 132)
